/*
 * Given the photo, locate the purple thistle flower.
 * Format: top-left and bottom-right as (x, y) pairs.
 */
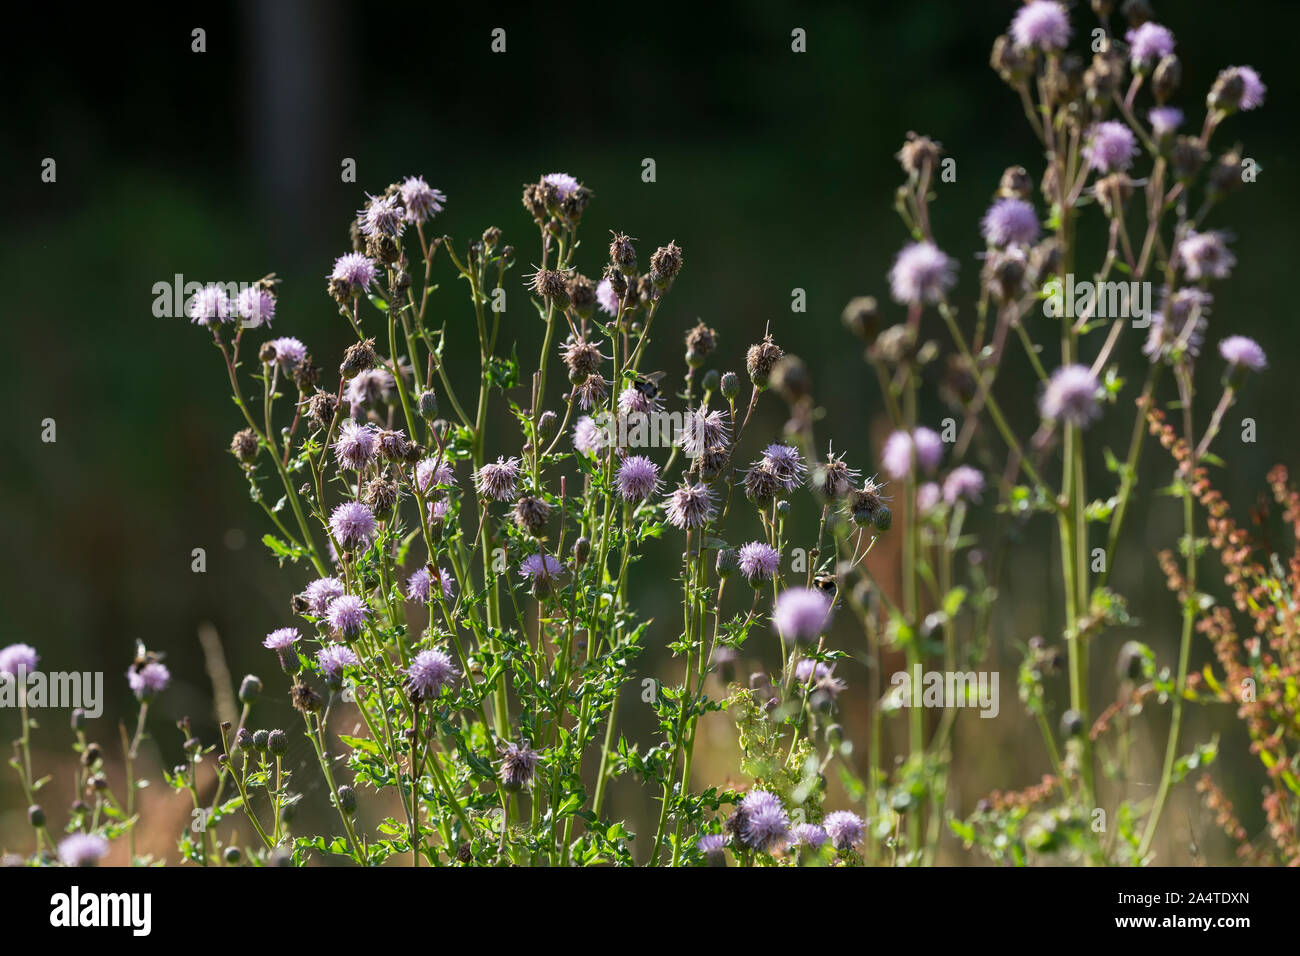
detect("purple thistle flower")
(1236, 66), (1267, 110)
(665, 482), (717, 530)
(59, 833), (110, 867)
(676, 407), (730, 456)
(1083, 121), (1139, 173)
(357, 193), (406, 237)
(235, 286), (276, 328)
(981, 197), (1039, 247)
(573, 415), (605, 457)
(823, 810), (866, 851)
(917, 482), (942, 514)
(1148, 106), (1184, 138)
(188, 283), (232, 326)
(0, 643), (38, 676)
(316, 644), (359, 679)
(617, 455), (661, 503)
(913, 427), (944, 472)
(302, 578), (345, 616)
(474, 456), (521, 501)
(943, 466), (986, 505)
(772, 587), (834, 643)
(793, 658), (833, 684)
(406, 566), (455, 602)
(399, 176), (446, 223)
(889, 242), (957, 306)
(1126, 22), (1174, 68)
(618, 384), (661, 416)
(1040, 364), (1102, 428)
(737, 541), (781, 582)
(345, 368), (396, 414)
(330, 252), (378, 293)
(697, 832), (729, 863)
(498, 740), (542, 792)
(791, 823), (829, 850)
(127, 661), (170, 700)
(404, 648), (459, 701)
(543, 173), (580, 200)
(1010, 1), (1070, 52)
(519, 552), (564, 583)
(326, 594), (369, 639)
(415, 457), (456, 493)
(1219, 335), (1267, 373)
(761, 443), (807, 491)
(1177, 230), (1236, 281)
(595, 278), (620, 316)
(333, 420), (379, 470)
(739, 790), (791, 852)
(881, 430), (915, 481)
(330, 501), (379, 549)
(264, 627), (299, 651)
(267, 336), (307, 371)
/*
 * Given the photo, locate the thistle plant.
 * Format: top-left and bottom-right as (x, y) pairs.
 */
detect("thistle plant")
(0, 0), (1286, 870)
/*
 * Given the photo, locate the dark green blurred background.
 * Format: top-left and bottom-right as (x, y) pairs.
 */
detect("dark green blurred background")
(4, 0), (1297, 861)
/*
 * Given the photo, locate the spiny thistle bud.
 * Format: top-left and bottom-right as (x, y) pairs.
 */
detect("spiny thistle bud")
(363, 475), (401, 520)
(896, 132), (942, 178)
(990, 34), (1030, 85)
(513, 495), (551, 536)
(770, 355), (811, 403)
(649, 241), (684, 289)
(336, 785), (357, 815)
(231, 428), (259, 463)
(746, 335), (783, 390)
(291, 681), (322, 714)
(568, 274), (596, 318)
(719, 371), (740, 401)
(267, 729), (289, 756)
(537, 410), (558, 442)
(531, 268), (571, 309)
(258, 342), (277, 365)
(872, 505), (892, 531)
(252, 730), (270, 751)
(340, 339), (378, 379)
(417, 389), (439, 420)
(238, 674), (262, 704)
(236, 727), (255, 751)
(307, 389), (339, 430)
(572, 536), (591, 566)
(841, 296), (880, 343)
(685, 322), (717, 368)
(609, 232), (637, 275)
(998, 165), (1033, 200)
(715, 548), (739, 578)
(702, 369), (720, 394)
(1152, 54), (1180, 103)
(1060, 709), (1084, 737)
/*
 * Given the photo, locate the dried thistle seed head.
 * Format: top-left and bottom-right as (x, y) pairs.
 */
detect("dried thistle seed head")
(982, 247), (1028, 303)
(848, 482), (885, 527)
(306, 389), (339, 430)
(522, 182), (547, 223)
(290, 681), (322, 714)
(340, 338), (378, 379)
(812, 453), (860, 499)
(650, 241), (683, 288)
(513, 495), (551, 536)
(896, 131), (942, 178)
(293, 357), (320, 391)
(940, 354), (980, 409)
(770, 355), (810, 402)
(1152, 54), (1180, 103)
(990, 34), (1031, 85)
(1094, 173), (1135, 218)
(745, 335), (783, 389)
(685, 322), (717, 368)
(530, 268), (572, 310)
(841, 296), (880, 342)
(1208, 148), (1244, 198)
(376, 429), (411, 461)
(869, 324), (915, 366)
(363, 475), (401, 519)
(365, 232), (400, 266)
(1084, 47), (1126, 104)
(743, 463), (780, 505)
(1170, 136), (1209, 182)
(719, 371), (740, 401)
(602, 263), (628, 298)
(636, 274), (657, 307)
(561, 337), (603, 384)
(1044, 53), (1084, 105)
(482, 226), (502, 249)
(561, 185), (593, 224)
(231, 428), (259, 463)
(609, 232), (637, 275)
(568, 273), (596, 318)
(697, 445), (731, 482)
(998, 165), (1033, 200)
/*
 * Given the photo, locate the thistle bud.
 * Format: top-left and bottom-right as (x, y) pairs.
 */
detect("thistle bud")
(702, 369), (720, 394)
(231, 428), (259, 463)
(238, 674), (262, 704)
(998, 166), (1033, 200)
(716, 548), (739, 578)
(841, 296), (880, 342)
(253, 730), (270, 751)
(28, 805), (45, 828)
(267, 729), (289, 756)
(418, 389), (439, 420)
(609, 232), (637, 275)
(236, 727), (255, 751)
(719, 371), (740, 401)
(572, 536), (591, 566)
(538, 410), (558, 441)
(1152, 54), (1180, 103)
(336, 785), (357, 815)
